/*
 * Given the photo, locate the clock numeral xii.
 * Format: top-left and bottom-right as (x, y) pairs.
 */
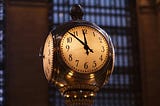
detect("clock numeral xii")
(82, 29), (87, 34)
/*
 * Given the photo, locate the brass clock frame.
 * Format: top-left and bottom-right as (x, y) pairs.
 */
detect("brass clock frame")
(41, 4), (115, 106)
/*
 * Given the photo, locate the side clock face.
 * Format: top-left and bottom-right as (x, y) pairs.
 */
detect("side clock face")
(60, 26), (109, 73)
(43, 33), (54, 81)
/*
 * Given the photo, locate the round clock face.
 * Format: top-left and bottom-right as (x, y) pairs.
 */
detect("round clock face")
(43, 33), (54, 80)
(60, 26), (109, 73)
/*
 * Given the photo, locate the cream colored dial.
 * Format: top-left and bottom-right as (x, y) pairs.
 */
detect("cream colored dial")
(43, 33), (53, 80)
(60, 26), (109, 73)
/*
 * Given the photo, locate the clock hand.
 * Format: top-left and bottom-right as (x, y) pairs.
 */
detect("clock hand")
(82, 29), (88, 45)
(82, 30), (93, 55)
(84, 45), (94, 55)
(68, 31), (85, 45)
(68, 31), (93, 55)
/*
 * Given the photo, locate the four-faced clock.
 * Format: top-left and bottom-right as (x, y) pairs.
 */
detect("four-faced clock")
(41, 4), (115, 106)
(60, 26), (109, 73)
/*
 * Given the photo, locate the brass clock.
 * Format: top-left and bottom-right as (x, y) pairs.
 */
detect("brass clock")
(40, 4), (115, 106)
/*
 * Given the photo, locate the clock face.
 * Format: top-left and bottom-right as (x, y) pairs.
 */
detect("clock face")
(43, 33), (54, 80)
(60, 26), (109, 73)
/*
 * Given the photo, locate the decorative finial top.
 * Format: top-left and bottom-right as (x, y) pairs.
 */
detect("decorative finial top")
(70, 4), (84, 20)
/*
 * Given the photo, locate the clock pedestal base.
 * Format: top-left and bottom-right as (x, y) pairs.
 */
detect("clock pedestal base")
(58, 85), (99, 106)
(64, 90), (96, 106)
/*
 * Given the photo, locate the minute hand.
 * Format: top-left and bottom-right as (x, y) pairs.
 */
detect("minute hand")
(68, 31), (93, 53)
(68, 32), (85, 45)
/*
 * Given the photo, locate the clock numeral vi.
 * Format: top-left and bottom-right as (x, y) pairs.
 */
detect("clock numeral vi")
(84, 62), (88, 69)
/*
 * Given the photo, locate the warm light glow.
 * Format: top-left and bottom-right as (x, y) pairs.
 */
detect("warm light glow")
(90, 74), (95, 79)
(68, 71), (73, 76)
(90, 93), (94, 96)
(67, 71), (74, 78)
(59, 83), (64, 87)
(74, 95), (77, 98)
(84, 95), (87, 98)
(66, 95), (70, 98)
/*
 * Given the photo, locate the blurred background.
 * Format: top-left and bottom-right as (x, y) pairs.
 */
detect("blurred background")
(0, 0), (160, 106)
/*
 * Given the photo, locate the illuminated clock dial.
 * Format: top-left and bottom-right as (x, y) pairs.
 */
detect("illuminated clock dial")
(60, 26), (109, 73)
(43, 33), (54, 81)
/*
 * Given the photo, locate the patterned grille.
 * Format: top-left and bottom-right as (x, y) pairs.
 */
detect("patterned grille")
(0, 0), (5, 105)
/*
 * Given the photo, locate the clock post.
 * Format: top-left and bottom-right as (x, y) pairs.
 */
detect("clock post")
(41, 4), (115, 106)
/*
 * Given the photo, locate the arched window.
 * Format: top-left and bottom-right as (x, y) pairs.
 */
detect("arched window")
(49, 0), (142, 106)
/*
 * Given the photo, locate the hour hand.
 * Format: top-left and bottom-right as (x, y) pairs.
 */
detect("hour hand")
(84, 45), (93, 54)
(82, 30), (94, 55)
(82, 29), (88, 45)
